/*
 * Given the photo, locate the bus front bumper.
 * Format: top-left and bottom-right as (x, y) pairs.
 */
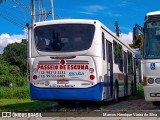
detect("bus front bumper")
(144, 86), (160, 101)
(30, 83), (104, 101)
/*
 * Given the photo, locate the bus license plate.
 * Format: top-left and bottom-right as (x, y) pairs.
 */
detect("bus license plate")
(57, 80), (69, 84)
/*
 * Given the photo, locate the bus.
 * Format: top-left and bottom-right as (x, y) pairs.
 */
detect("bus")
(133, 11), (160, 106)
(28, 19), (136, 104)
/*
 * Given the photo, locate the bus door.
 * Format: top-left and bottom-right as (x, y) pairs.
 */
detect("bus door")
(123, 51), (128, 95)
(133, 58), (136, 94)
(106, 41), (113, 98)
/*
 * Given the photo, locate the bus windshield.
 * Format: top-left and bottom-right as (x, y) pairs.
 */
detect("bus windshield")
(144, 21), (160, 59)
(34, 24), (95, 52)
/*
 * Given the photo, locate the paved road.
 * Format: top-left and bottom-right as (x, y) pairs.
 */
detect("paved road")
(50, 98), (160, 112)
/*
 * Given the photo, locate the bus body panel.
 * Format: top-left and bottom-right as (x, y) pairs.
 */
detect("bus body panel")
(143, 60), (160, 76)
(143, 60), (160, 101)
(144, 86), (160, 101)
(31, 56), (99, 88)
(30, 83), (103, 101)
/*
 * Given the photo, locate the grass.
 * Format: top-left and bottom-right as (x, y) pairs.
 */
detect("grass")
(0, 83), (144, 112)
(0, 99), (55, 112)
(0, 86), (55, 112)
(0, 86), (29, 99)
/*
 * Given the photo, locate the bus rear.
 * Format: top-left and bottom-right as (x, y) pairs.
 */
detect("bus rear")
(143, 11), (160, 105)
(29, 20), (103, 101)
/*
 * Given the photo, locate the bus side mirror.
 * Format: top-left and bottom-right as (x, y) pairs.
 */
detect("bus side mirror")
(133, 27), (138, 41)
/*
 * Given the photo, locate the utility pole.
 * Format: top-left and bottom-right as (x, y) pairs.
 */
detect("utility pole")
(114, 21), (120, 37)
(50, 0), (54, 20)
(39, 0), (45, 21)
(30, 0), (35, 24)
(30, 0), (54, 23)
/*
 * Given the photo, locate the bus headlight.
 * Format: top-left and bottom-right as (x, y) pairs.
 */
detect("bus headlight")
(155, 78), (160, 84)
(148, 78), (154, 84)
(89, 68), (94, 73)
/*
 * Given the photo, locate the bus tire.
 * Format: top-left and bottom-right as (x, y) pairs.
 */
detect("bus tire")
(114, 83), (119, 103)
(153, 102), (160, 106)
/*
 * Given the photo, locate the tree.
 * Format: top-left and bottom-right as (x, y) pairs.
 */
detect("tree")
(129, 34), (143, 51)
(3, 39), (27, 76)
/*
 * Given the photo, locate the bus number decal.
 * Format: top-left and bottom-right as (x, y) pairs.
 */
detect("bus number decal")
(38, 71), (66, 78)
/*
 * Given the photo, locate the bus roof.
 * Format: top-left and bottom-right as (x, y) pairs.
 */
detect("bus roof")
(146, 11), (160, 16)
(34, 19), (100, 26)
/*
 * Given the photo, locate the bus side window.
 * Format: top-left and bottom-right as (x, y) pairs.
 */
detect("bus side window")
(113, 40), (123, 72)
(128, 51), (133, 75)
(102, 32), (105, 60)
(113, 41), (118, 64)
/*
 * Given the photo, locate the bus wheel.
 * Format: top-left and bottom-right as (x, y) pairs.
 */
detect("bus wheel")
(153, 102), (160, 106)
(114, 83), (119, 103)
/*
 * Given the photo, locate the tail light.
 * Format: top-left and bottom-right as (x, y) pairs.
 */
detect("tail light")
(90, 75), (95, 80)
(60, 60), (65, 65)
(33, 75), (37, 80)
(143, 76), (147, 86)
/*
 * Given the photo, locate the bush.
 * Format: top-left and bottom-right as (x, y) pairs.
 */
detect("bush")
(0, 75), (13, 87)
(0, 64), (10, 75)
(15, 77), (28, 87)
(0, 75), (28, 87)
(136, 83), (144, 96)
(9, 65), (21, 76)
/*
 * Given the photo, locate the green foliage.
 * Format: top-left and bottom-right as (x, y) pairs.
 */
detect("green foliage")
(0, 75), (27, 87)
(136, 83), (144, 96)
(0, 54), (7, 63)
(0, 39), (28, 88)
(0, 39), (29, 99)
(0, 86), (29, 99)
(0, 99), (54, 112)
(129, 34), (143, 51)
(9, 65), (21, 76)
(0, 64), (10, 75)
(3, 39), (27, 76)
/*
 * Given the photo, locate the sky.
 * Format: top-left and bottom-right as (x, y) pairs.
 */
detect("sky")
(0, 0), (160, 53)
